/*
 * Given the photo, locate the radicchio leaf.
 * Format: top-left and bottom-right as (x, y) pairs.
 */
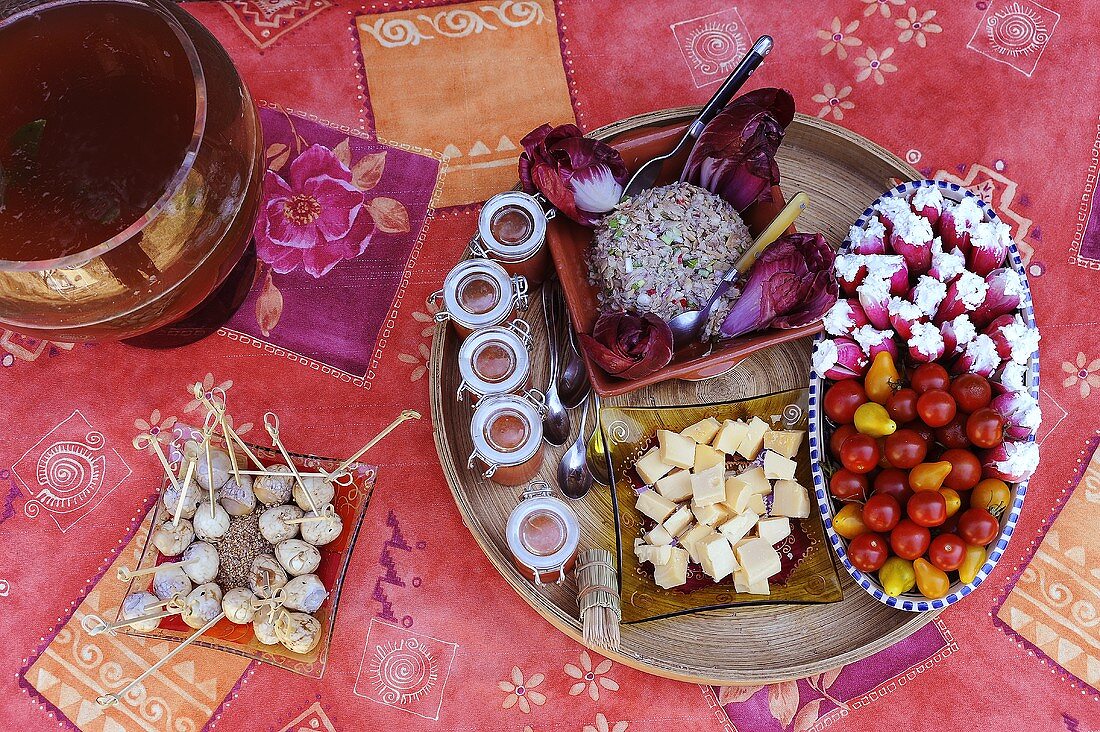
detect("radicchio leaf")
(579, 311), (673, 380)
(519, 123), (628, 227)
(720, 233), (838, 338)
(681, 88), (795, 212)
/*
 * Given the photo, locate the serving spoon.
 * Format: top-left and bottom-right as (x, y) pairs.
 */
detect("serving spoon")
(621, 35), (773, 200)
(667, 191), (809, 350)
(558, 309), (590, 409)
(558, 392), (595, 499)
(541, 278), (570, 446)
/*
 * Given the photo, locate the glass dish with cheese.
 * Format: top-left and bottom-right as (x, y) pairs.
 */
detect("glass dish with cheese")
(601, 388), (844, 624)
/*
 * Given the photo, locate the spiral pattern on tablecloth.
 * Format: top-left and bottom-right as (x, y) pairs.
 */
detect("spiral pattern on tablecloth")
(986, 4), (1047, 57)
(371, 638), (438, 704)
(782, 404), (804, 427)
(686, 24), (744, 75)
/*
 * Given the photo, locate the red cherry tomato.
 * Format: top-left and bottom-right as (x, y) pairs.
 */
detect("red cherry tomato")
(840, 434), (881, 474)
(911, 363), (950, 394)
(966, 408), (1005, 449)
(886, 388), (919, 423)
(957, 508), (1000, 546)
(830, 469), (868, 501)
(950, 373), (992, 413)
(890, 519), (931, 560)
(862, 493), (902, 533)
(848, 532), (890, 572)
(907, 490), (948, 527)
(917, 390), (957, 428)
(935, 414), (971, 450)
(904, 422), (936, 450)
(824, 380), (869, 424)
(873, 468), (915, 506)
(941, 448), (982, 491)
(884, 429), (928, 469)
(830, 424), (859, 461)
(928, 533), (967, 572)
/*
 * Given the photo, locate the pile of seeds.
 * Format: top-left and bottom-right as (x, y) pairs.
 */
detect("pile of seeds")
(214, 512), (272, 591)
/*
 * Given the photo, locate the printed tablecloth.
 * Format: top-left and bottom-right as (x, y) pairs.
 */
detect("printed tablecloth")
(2, 1), (1099, 730)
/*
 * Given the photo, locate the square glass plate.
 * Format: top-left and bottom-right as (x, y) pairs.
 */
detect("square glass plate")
(602, 387), (843, 623)
(115, 442), (376, 677)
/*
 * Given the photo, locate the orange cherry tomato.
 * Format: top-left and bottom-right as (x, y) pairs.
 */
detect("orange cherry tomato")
(940, 488), (962, 518)
(971, 478), (1012, 516)
(908, 461), (953, 492)
(865, 351), (901, 404)
(833, 503), (869, 539)
(914, 558), (950, 599)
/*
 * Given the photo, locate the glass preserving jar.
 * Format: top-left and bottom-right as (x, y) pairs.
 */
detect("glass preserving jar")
(468, 391), (546, 486)
(457, 318), (532, 402)
(505, 480), (580, 585)
(471, 191), (552, 285)
(433, 258), (529, 339)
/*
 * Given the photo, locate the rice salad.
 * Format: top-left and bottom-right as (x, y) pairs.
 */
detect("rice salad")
(587, 182), (753, 336)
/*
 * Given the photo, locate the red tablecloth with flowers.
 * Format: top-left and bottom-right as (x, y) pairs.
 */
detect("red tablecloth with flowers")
(2, 1), (1100, 730)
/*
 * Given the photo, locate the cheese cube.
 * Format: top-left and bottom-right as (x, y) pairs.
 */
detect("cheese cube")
(680, 417), (722, 445)
(655, 469), (693, 502)
(662, 505), (693, 537)
(735, 538), (783, 584)
(635, 542), (674, 566)
(693, 443), (725, 474)
(763, 430), (806, 459)
(691, 465), (726, 506)
(653, 546), (689, 589)
(691, 500), (729, 526)
(763, 450), (798, 480)
(757, 516), (791, 545)
(636, 490), (677, 523)
(635, 447), (675, 485)
(644, 525), (674, 546)
(747, 493), (768, 516)
(734, 569), (771, 595)
(718, 510), (759, 545)
(735, 467), (771, 495)
(697, 533), (738, 581)
(657, 430), (696, 469)
(678, 524), (715, 564)
(723, 476), (753, 514)
(712, 419), (749, 455)
(772, 479), (811, 519)
(737, 416), (770, 460)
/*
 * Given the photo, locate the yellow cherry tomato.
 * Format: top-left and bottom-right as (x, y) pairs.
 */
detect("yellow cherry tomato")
(971, 478), (1011, 517)
(958, 543), (987, 584)
(879, 556), (916, 597)
(833, 502), (869, 539)
(854, 402), (897, 438)
(941, 488), (962, 518)
(914, 558), (950, 599)
(865, 351), (902, 405)
(909, 461), (953, 492)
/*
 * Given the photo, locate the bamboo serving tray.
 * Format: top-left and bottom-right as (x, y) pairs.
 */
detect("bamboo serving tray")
(430, 109), (927, 684)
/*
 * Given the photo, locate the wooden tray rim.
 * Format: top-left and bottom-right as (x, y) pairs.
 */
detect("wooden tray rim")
(430, 108), (934, 685)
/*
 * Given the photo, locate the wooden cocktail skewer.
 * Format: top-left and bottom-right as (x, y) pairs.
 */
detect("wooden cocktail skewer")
(173, 457), (195, 528)
(251, 588), (288, 624)
(192, 383), (268, 470)
(96, 611), (225, 708)
(201, 412), (219, 520)
(132, 434), (181, 493)
(326, 410), (421, 481)
(81, 595), (186, 637)
(116, 558), (194, 583)
(281, 505), (338, 525)
(263, 412), (321, 515)
(194, 383), (243, 484)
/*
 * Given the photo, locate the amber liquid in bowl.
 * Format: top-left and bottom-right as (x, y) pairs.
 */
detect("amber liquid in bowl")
(0, 0), (263, 343)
